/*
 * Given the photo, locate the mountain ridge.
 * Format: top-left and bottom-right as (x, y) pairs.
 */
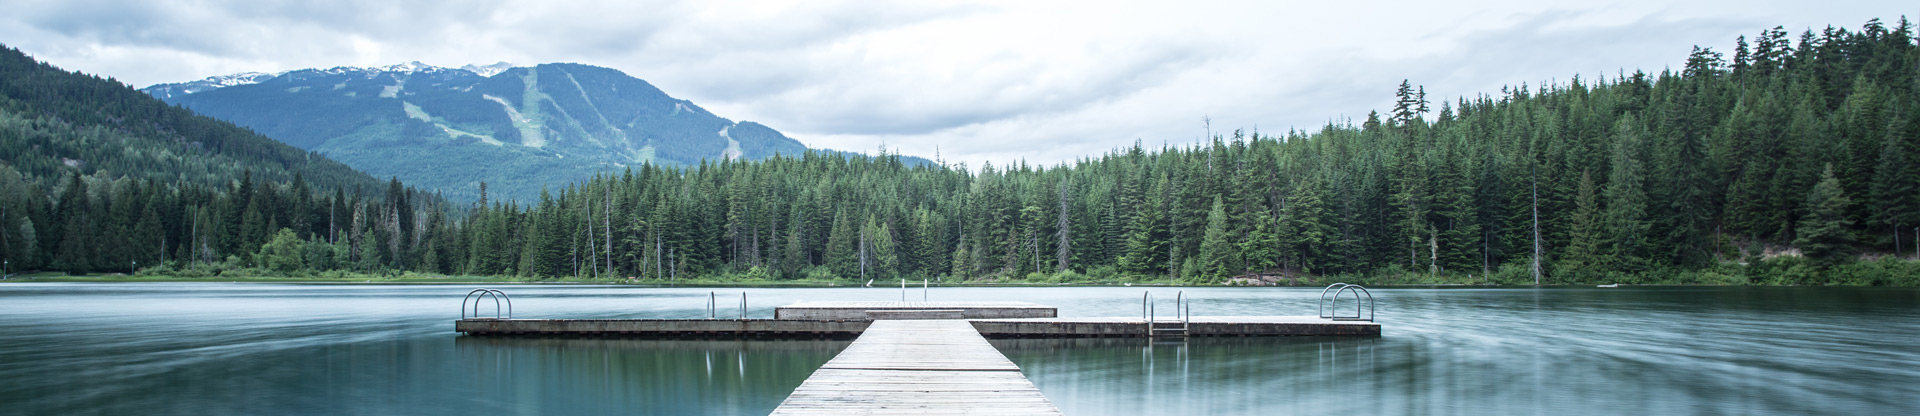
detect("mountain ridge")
(142, 61), (864, 202)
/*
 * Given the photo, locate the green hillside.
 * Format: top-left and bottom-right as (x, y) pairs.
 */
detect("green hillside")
(0, 45), (385, 193)
(1, 45), (447, 276)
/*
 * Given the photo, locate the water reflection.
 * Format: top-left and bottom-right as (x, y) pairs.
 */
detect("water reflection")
(993, 337), (1383, 415)
(452, 337), (848, 414)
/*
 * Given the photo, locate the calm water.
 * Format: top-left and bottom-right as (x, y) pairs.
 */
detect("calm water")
(0, 284), (1915, 415)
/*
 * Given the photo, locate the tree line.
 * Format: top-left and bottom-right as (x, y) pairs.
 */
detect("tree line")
(4, 19), (1918, 285)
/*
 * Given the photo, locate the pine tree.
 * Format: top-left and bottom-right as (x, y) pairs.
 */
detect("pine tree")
(1117, 187), (1168, 277)
(51, 173), (91, 274)
(1871, 110), (1917, 255)
(872, 221), (898, 279)
(1795, 165), (1856, 268)
(133, 200), (164, 266)
(824, 208), (856, 278)
(1282, 173), (1334, 274)
(1564, 170), (1602, 281)
(1240, 210), (1281, 277)
(1602, 116), (1651, 273)
(1197, 196), (1235, 281)
(950, 239), (972, 280)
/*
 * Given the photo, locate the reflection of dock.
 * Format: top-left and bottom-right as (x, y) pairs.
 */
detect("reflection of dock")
(973, 316), (1379, 337)
(770, 320), (1062, 415)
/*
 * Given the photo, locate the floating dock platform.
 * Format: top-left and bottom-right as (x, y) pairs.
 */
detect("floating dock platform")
(454, 301), (1379, 338)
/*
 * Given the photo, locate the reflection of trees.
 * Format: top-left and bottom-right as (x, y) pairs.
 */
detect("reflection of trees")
(452, 337), (851, 414)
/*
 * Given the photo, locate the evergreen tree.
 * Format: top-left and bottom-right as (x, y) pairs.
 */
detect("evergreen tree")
(133, 200), (164, 267)
(1795, 165), (1856, 268)
(1239, 208), (1281, 277)
(872, 221), (898, 280)
(1117, 188), (1168, 276)
(50, 173), (91, 274)
(1280, 173), (1333, 274)
(1871, 110), (1917, 255)
(1602, 116), (1651, 273)
(1197, 196), (1235, 281)
(1564, 170), (1603, 280)
(825, 208), (856, 278)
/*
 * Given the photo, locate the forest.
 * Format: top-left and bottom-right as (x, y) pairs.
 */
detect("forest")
(3, 19), (1918, 285)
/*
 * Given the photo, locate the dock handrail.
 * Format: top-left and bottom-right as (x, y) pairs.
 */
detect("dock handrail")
(706, 291), (717, 320)
(461, 288), (512, 319)
(1142, 291), (1154, 322)
(1318, 283), (1349, 318)
(1143, 290), (1191, 337)
(739, 291), (748, 320)
(1318, 283), (1375, 321)
(1175, 290), (1190, 329)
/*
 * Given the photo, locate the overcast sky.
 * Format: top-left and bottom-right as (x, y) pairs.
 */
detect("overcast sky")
(2, 0), (1912, 168)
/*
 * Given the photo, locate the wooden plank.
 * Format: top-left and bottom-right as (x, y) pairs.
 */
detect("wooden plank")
(772, 320), (1063, 415)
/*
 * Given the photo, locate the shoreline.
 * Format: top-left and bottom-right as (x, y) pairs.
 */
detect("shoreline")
(2, 274), (1909, 288)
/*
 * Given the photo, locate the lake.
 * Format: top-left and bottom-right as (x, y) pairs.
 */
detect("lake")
(0, 284), (1914, 415)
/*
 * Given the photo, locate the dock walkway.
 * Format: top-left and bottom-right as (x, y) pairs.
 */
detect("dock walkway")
(770, 320), (1063, 415)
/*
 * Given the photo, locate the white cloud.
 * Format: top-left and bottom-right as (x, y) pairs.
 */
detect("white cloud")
(1, 0), (1909, 169)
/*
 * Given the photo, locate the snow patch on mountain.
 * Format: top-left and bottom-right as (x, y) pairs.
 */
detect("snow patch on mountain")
(212, 72), (276, 87)
(461, 62), (516, 77)
(483, 94), (544, 148)
(382, 61), (432, 73)
(143, 62), (520, 97)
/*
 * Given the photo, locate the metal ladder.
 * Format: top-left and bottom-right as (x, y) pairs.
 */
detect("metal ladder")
(707, 291), (748, 320)
(1142, 290), (1190, 337)
(461, 288), (512, 319)
(1318, 283), (1374, 321)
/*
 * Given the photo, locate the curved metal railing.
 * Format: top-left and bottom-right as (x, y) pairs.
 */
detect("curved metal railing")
(1175, 290), (1190, 325)
(706, 291), (748, 319)
(1143, 290), (1192, 336)
(1142, 291), (1154, 322)
(461, 288), (513, 319)
(1318, 283), (1374, 321)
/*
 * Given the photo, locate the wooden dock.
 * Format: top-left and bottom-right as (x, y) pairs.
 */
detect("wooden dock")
(770, 320), (1063, 415)
(454, 316), (1379, 338)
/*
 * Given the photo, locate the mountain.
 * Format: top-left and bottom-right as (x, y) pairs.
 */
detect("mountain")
(0, 44), (388, 195)
(140, 61), (819, 202)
